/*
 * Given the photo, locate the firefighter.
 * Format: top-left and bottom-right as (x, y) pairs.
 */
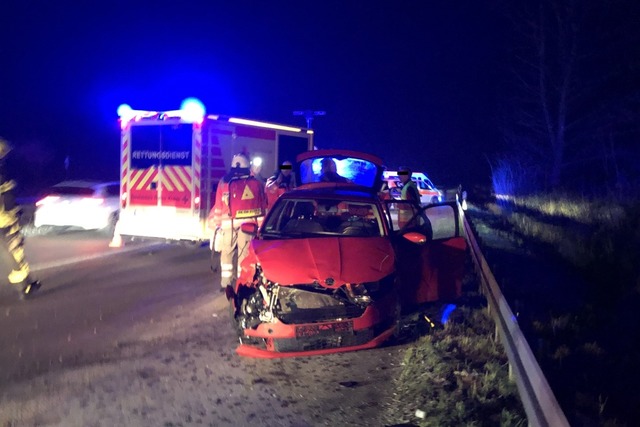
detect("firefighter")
(397, 166), (421, 228)
(265, 160), (296, 210)
(207, 153), (266, 292)
(0, 138), (42, 300)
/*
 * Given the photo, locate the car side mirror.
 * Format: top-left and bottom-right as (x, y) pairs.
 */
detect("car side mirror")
(240, 222), (258, 236)
(403, 231), (427, 244)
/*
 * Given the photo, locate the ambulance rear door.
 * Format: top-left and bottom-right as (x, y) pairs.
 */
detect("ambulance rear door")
(129, 121), (193, 210)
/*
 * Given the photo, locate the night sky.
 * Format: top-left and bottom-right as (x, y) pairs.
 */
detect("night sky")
(1, 1), (519, 193)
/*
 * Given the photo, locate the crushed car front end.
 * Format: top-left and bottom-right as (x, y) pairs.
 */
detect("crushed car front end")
(230, 233), (399, 358)
(233, 265), (398, 358)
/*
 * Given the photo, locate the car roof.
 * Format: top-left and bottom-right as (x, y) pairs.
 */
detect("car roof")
(53, 180), (119, 188)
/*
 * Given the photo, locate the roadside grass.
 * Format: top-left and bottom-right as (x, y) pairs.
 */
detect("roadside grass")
(488, 195), (640, 303)
(507, 194), (626, 225)
(469, 192), (640, 425)
(384, 303), (526, 427)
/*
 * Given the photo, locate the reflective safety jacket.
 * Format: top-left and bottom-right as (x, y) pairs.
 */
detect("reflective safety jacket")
(401, 180), (420, 203)
(207, 175), (266, 230)
(398, 180), (420, 228)
(0, 179), (19, 229)
(1, 177), (30, 284)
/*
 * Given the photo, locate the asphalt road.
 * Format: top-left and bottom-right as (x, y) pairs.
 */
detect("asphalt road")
(0, 232), (408, 426)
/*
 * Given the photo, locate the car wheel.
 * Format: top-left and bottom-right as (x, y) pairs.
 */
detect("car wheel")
(384, 295), (403, 346)
(430, 196), (439, 204)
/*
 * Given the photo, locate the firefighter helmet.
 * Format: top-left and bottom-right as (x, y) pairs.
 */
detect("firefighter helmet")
(0, 138), (11, 159)
(231, 153), (250, 169)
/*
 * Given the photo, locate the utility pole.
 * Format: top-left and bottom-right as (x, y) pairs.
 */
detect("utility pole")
(293, 110), (326, 129)
(293, 110), (325, 149)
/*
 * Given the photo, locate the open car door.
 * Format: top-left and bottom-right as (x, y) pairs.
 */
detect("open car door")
(384, 200), (467, 310)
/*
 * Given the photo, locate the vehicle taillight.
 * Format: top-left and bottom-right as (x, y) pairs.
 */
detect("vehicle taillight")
(194, 196), (200, 206)
(35, 196), (60, 206)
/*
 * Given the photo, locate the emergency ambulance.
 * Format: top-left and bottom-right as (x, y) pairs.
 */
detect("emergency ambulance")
(383, 170), (444, 204)
(114, 99), (313, 244)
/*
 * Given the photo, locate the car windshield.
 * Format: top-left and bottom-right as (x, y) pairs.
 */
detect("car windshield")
(48, 186), (96, 196)
(263, 198), (384, 237)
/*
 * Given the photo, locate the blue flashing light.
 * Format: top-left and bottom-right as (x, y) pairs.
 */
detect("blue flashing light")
(117, 104), (132, 117)
(441, 304), (457, 325)
(180, 97), (206, 123)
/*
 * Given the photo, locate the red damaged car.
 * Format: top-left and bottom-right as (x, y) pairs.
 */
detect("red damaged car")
(227, 150), (467, 358)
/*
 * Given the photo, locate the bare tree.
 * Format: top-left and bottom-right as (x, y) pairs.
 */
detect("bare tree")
(500, 0), (640, 194)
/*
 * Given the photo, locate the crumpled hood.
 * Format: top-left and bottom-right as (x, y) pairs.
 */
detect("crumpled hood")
(251, 237), (395, 287)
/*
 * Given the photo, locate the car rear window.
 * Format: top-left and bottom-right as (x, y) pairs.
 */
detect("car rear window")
(47, 186), (95, 196)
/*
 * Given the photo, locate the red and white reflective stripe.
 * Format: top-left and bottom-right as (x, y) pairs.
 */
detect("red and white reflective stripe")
(121, 129), (131, 205)
(131, 167), (158, 190)
(221, 262), (234, 279)
(161, 165), (192, 191)
(128, 165), (192, 192)
(193, 126), (202, 204)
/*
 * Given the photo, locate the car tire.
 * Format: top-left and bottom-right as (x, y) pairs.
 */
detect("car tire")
(430, 196), (439, 204)
(383, 293), (403, 346)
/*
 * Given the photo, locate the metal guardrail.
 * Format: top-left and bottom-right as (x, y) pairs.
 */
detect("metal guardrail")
(460, 206), (570, 427)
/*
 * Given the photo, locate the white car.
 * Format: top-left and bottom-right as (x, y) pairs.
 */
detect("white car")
(383, 171), (444, 205)
(33, 180), (120, 233)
